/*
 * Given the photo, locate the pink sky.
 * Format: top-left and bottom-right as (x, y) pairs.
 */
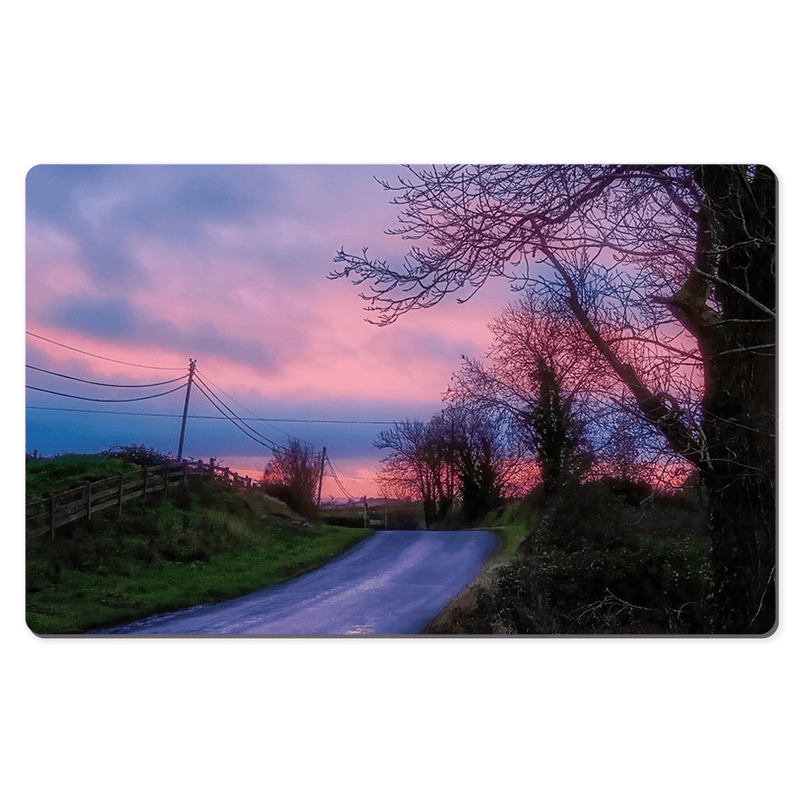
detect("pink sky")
(26, 165), (707, 499)
(26, 165), (521, 497)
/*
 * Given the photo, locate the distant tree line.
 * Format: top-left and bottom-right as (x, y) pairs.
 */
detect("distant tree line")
(372, 289), (672, 527)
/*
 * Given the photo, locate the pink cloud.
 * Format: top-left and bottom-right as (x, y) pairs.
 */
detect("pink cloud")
(26, 220), (94, 303)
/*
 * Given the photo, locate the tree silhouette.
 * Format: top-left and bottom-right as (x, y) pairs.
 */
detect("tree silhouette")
(375, 409), (525, 525)
(522, 356), (591, 496)
(446, 290), (678, 491)
(435, 406), (523, 522)
(374, 419), (447, 525)
(261, 439), (321, 517)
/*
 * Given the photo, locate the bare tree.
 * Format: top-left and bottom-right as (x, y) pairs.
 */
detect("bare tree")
(375, 410), (526, 525)
(437, 405), (529, 521)
(374, 419), (447, 526)
(447, 290), (683, 490)
(332, 165), (776, 634)
(261, 439), (321, 517)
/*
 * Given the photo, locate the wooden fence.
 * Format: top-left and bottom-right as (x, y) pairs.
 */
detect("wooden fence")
(201, 458), (257, 491)
(25, 459), (258, 540)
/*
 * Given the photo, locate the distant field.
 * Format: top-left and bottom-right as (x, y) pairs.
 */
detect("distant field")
(319, 497), (425, 530)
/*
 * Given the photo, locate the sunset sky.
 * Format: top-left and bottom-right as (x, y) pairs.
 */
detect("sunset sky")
(25, 165), (520, 497)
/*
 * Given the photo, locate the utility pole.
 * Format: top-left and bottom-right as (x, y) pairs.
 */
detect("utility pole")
(177, 358), (196, 461)
(317, 446), (326, 509)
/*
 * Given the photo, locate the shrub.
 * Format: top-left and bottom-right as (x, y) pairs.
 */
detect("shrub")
(319, 515), (366, 529)
(262, 481), (318, 518)
(100, 444), (172, 467)
(463, 479), (711, 634)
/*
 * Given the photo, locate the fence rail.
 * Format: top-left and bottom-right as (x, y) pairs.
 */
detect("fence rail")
(26, 459), (258, 539)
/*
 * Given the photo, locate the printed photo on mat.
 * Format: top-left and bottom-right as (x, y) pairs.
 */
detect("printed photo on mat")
(25, 165), (777, 636)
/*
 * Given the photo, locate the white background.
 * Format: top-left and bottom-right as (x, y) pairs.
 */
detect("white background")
(4, 3), (796, 798)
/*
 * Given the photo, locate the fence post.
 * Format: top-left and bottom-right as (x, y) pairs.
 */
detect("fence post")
(210, 458), (216, 476)
(142, 465), (149, 498)
(163, 464), (169, 498)
(245, 476), (251, 489)
(117, 472), (124, 518)
(224, 466), (229, 483)
(85, 481), (92, 521)
(49, 494), (56, 540)
(182, 461), (188, 485)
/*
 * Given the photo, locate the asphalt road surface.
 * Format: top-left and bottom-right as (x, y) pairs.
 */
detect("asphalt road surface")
(92, 529), (499, 635)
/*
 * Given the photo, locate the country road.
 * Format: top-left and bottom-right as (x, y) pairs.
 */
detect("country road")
(91, 529), (499, 635)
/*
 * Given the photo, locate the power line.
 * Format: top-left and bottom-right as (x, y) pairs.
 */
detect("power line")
(192, 378), (292, 454)
(26, 383), (188, 403)
(239, 418), (395, 425)
(26, 364), (188, 388)
(325, 453), (357, 500)
(27, 407), (218, 418)
(25, 331), (185, 371)
(24, 406), (401, 424)
(194, 373), (290, 451)
(327, 464), (351, 498)
(193, 373), (329, 456)
(195, 368), (316, 447)
(25, 345), (372, 475)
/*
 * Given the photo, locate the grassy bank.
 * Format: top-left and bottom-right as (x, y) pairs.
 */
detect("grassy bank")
(26, 452), (138, 501)
(425, 482), (711, 635)
(26, 459), (373, 634)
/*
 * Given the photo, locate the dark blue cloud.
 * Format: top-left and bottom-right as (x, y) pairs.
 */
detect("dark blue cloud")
(25, 382), (435, 462)
(78, 238), (138, 288)
(26, 165), (120, 220)
(28, 166), (148, 290)
(190, 393), (443, 460)
(49, 297), (140, 341)
(26, 165), (402, 294)
(118, 167), (265, 236)
(181, 320), (276, 372)
(44, 295), (277, 373)
(27, 166), (279, 291)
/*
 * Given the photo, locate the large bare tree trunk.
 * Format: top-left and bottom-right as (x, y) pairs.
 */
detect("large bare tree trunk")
(696, 166), (776, 634)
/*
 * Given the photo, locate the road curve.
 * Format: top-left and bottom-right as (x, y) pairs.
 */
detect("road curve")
(92, 529), (499, 636)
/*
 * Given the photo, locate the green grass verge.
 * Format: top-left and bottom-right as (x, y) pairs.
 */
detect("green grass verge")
(485, 521), (529, 562)
(27, 523), (372, 634)
(26, 453), (138, 502)
(471, 499), (539, 563)
(26, 463), (374, 634)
